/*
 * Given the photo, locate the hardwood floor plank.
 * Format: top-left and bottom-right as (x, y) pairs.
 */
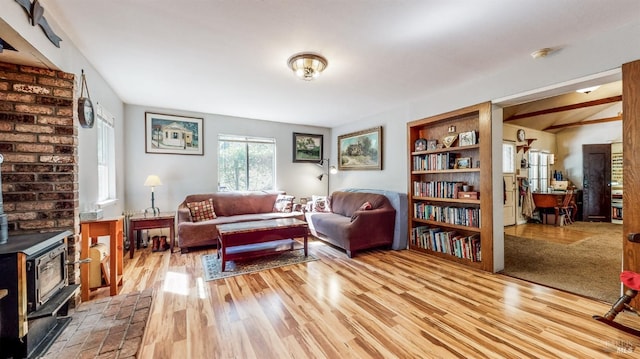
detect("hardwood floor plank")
(92, 241), (640, 358)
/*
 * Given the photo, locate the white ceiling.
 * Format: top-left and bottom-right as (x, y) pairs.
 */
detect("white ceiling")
(18, 1), (640, 127)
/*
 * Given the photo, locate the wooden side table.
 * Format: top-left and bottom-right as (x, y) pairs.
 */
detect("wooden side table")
(80, 217), (124, 301)
(128, 212), (176, 258)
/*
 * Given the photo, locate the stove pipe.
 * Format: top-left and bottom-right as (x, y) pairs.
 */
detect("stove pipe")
(0, 154), (7, 244)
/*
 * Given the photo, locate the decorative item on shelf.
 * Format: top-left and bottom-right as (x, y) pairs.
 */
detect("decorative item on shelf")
(459, 131), (476, 146)
(448, 125), (456, 133)
(414, 138), (427, 151)
(287, 52), (328, 81)
(427, 139), (438, 150)
(517, 129), (526, 142)
(144, 175), (162, 216)
(78, 69), (95, 128)
(455, 157), (471, 169)
(442, 133), (458, 148)
(458, 191), (479, 200)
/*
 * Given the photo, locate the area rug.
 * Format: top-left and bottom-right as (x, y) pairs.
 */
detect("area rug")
(202, 249), (318, 281)
(42, 288), (153, 359)
(503, 226), (622, 303)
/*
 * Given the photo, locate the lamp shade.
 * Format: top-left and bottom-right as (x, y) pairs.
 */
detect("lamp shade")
(144, 175), (162, 187)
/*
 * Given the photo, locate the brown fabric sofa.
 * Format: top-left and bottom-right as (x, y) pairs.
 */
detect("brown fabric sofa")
(305, 191), (396, 257)
(177, 191), (303, 253)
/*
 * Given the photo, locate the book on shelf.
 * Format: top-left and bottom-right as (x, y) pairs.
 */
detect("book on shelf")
(410, 225), (482, 262)
(413, 152), (458, 171)
(413, 181), (464, 198)
(413, 203), (481, 228)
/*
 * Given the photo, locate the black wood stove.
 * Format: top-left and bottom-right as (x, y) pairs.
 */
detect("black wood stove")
(0, 230), (78, 358)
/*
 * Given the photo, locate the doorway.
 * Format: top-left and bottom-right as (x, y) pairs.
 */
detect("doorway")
(582, 144), (612, 222)
(496, 70), (624, 302)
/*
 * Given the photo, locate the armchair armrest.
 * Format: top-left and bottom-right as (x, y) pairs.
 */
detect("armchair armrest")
(177, 207), (192, 224)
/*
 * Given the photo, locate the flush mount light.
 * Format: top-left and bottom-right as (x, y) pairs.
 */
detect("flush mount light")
(576, 85), (601, 94)
(530, 48), (553, 59)
(287, 52), (328, 81)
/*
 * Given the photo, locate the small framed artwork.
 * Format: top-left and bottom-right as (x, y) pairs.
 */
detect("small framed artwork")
(427, 139), (438, 150)
(442, 133), (458, 148)
(455, 157), (471, 169)
(517, 129), (526, 142)
(459, 131), (476, 146)
(414, 138), (427, 151)
(293, 133), (323, 162)
(338, 126), (383, 170)
(145, 112), (203, 155)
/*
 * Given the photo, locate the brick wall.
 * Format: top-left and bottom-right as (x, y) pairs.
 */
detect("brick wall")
(0, 61), (80, 285)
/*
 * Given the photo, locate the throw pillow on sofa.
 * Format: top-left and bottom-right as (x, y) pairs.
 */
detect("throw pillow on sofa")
(186, 199), (216, 222)
(311, 195), (331, 212)
(273, 194), (295, 213)
(351, 201), (372, 221)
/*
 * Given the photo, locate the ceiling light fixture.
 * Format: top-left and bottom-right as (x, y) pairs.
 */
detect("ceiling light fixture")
(530, 48), (553, 59)
(576, 85), (600, 94)
(287, 52), (328, 81)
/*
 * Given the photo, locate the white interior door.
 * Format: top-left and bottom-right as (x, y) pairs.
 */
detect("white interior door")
(503, 141), (516, 226)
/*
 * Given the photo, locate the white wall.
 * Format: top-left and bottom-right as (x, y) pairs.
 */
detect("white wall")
(555, 105), (623, 190)
(1, 7), (126, 219)
(123, 105), (330, 213)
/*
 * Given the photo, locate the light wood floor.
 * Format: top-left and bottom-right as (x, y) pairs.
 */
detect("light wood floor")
(89, 239), (640, 358)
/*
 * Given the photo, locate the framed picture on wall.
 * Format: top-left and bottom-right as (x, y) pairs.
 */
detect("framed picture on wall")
(338, 126), (383, 170)
(293, 133), (323, 162)
(145, 112), (204, 155)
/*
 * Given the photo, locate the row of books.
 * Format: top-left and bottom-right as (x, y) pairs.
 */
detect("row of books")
(414, 203), (480, 227)
(410, 226), (481, 261)
(412, 152), (457, 171)
(413, 180), (464, 198)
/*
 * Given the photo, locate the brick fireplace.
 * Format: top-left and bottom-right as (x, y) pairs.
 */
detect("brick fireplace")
(0, 61), (80, 289)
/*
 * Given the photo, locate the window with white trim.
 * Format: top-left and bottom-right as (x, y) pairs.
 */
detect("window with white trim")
(218, 135), (275, 191)
(97, 104), (116, 204)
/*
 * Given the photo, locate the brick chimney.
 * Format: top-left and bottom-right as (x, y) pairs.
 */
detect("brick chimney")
(0, 61), (79, 286)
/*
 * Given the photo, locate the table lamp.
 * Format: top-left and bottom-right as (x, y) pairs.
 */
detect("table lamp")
(144, 175), (162, 216)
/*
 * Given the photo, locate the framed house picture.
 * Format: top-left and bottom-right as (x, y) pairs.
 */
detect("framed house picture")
(293, 133), (323, 162)
(338, 126), (382, 170)
(145, 112), (203, 155)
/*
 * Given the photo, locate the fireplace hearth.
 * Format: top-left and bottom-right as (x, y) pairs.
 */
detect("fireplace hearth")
(0, 230), (78, 359)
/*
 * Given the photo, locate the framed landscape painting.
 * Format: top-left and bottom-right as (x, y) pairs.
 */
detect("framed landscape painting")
(293, 132), (323, 162)
(338, 126), (382, 170)
(145, 112), (203, 155)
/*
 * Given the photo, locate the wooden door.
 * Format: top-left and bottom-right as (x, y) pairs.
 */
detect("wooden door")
(582, 144), (611, 222)
(503, 142), (516, 226)
(622, 59), (640, 306)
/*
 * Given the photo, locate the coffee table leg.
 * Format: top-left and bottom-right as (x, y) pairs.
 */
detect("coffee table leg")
(304, 234), (308, 257)
(219, 235), (226, 272)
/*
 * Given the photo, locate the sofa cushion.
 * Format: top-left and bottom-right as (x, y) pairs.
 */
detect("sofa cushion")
(273, 194), (295, 213)
(213, 191), (280, 216)
(186, 199), (216, 222)
(311, 195), (331, 212)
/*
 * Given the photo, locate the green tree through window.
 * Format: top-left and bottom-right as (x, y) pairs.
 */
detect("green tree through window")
(218, 135), (275, 191)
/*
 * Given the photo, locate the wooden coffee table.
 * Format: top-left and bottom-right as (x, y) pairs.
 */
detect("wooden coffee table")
(216, 218), (309, 271)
